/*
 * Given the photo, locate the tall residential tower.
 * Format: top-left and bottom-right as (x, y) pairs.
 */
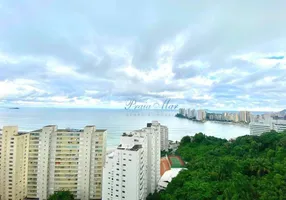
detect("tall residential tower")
(1, 125), (107, 200)
(102, 121), (164, 200)
(0, 126), (30, 200)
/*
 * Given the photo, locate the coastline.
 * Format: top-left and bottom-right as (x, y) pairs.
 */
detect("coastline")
(175, 114), (249, 127)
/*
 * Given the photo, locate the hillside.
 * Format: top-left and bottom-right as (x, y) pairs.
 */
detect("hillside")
(147, 130), (286, 200)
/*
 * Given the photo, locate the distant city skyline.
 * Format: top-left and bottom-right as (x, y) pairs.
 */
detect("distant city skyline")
(1, 0), (286, 110)
(0, 104), (284, 112)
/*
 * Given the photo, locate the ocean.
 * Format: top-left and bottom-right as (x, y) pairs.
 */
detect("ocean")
(0, 108), (250, 150)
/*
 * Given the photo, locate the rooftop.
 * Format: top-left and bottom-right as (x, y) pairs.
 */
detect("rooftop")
(18, 131), (28, 135)
(117, 144), (142, 151)
(96, 129), (107, 132)
(31, 127), (107, 133)
(122, 132), (133, 137)
(57, 129), (83, 132)
(31, 129), (42, 133)
(158, 168), (186, 189)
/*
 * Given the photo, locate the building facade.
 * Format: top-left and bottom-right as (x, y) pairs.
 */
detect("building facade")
(0, 126), (30, 200)
(196, 110), (206, 121)
(272, 120), (286, 132)
(249, 122), (271, 135)
(102, 121), (163, 200)
(102, 134), (146, 200)
(160, 125), (169, 151)
(239, 111), (251, 123)
(144, 121), (161, 194)
(1, 125), (106, 200)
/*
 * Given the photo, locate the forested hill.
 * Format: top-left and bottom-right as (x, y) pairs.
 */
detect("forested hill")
(148, 130), (286, 200)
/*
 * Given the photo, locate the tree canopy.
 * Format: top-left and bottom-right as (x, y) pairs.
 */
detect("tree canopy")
(48, 191), (75, 200)
(148, 130), (286, 200)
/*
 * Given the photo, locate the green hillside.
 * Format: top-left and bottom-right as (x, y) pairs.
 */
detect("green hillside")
(147, 130), (286, 200)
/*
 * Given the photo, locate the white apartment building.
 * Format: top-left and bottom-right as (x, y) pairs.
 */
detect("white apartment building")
(272, 120), (286, 132)
(196, 110), (206, 121)
(187, 109), (191, 118)
(186, 109), (196, 119)
(0, 126), (30, 200)
(239, 111), (251, 123)
(250, 119), (286, 135)
(103, 121), (163, 200)
(102, 134), (146, 200)
(249, 122), (271, 135)
(144, 121), (161, 194)
(160, 125), (169, 151)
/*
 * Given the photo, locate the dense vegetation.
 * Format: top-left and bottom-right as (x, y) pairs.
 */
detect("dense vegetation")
(148, 130), (286, 200)
(48, 191), (75, 200)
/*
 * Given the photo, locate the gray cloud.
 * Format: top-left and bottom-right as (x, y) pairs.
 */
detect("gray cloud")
(0, 0), (286, 110)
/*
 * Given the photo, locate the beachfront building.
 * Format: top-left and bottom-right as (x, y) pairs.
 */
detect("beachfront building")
(249, 122), (271, 135)
(191, 109), (196, 118)
(239, 111), (251, 123)
(0, 126), (30, 200)
(145, 121), (161, 193)
(196, 110), (206, 121)
(272, 119), (286, 132)
(102, 121), (163, 200)
(179, 108), (185, 116)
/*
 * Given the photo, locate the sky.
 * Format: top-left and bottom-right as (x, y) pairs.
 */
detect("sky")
(0, 0), (286, 111)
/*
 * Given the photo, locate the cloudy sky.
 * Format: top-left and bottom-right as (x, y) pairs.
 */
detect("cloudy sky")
(0, 0), (286, 111)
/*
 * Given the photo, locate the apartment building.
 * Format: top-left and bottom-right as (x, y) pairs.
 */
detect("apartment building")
(249, 119), (286, 135)
(1, 125), (107, 200)
(196, 110), (206, 121)
(272, 120), (286, 132)
(191, 109), (196, 119)
(0, 126), (30, 200)
(144, 121), (161, 194)
(102, 121), (163, 200)
(239, 111), (251, 123)
(249, 122), (271, 135)
(28, 125), (107, 200)
(102, 134), (146, 200)
(160, 125), (169, 151)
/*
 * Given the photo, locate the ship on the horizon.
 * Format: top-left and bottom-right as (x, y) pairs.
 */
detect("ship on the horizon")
(9, 107), (20, 109)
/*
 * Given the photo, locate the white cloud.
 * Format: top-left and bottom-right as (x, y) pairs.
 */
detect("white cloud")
(45, 59), (88, 79)
(0, 79), (46, 99)
(0, 0), (286, 110)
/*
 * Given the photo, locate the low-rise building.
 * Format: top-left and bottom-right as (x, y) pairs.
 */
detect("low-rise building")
(249, 122), (271, 135)
(157, 168), (185, 191)
(272, 120), (286, 132)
